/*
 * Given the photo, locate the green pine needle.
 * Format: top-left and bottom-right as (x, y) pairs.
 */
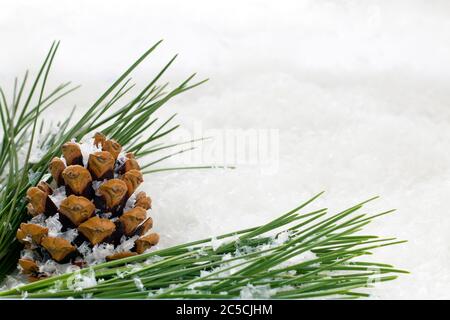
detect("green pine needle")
(0, 192), (407, 299)
(0, 40), (213, 281)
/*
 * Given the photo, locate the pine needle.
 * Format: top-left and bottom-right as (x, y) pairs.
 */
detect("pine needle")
(0, 40), (214, 280)
(0, 193), (407, 299)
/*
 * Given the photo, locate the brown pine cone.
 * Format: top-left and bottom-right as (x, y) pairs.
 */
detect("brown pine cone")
(16, 133), (159, 280)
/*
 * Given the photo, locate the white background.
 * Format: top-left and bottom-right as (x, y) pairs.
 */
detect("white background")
(1, 0), (450, 299)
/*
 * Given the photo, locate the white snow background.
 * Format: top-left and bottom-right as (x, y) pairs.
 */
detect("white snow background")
(1, 0), (450, 299)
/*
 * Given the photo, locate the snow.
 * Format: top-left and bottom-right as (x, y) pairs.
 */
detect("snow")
(79, 242), (115, 265)
(0, 275), (24, 291)
(67, 269), (97, 291)
(29, 214), (46, 226)
(44, 214), (63, 237)
(209, 237), (221, 251)
(133, 277), (145, 292)
(115, 235), (139, 252)
(1, 0), (450, 299)
(239, 284), (277, 300)
(78, 236), (140, 265)
(272, 231), (292, 246)
(39, 260), (80, 276)
(78, 138), (102, 167)
(48, 187), (67, 208)
(124, 194), (137, 212)
(60, 228), (79, 242)
(144, 256), (163, 265)
(271, 251), (318, 271)
(20, 249), (35, 260)
(117, 152), (127, 167)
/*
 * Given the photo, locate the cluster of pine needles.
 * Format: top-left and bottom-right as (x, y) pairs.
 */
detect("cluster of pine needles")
(0, 41), (407, 299)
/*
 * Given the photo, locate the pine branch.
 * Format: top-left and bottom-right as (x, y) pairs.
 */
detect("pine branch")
(0, 42), (407, 299)
(0, 40), (211, 281)
(0, 193), (407, 299)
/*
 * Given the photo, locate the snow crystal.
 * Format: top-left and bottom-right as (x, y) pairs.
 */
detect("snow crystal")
(51, 280), (64, 292)
(76, 242), (91, 258)
(44, 213), (63, 237)
(116, 152), (127, 166)
(0, 275), (24, 290)
(29, 213), (46, 226)
(78, 139), (102, 167)
(221, 253), (233, 261)
(129, 265), (143, 273)
(116, 270), (126, 279)
(67, 269), (97, 291)
(272, 231), (291, 246)
(144, 255), (163, 265)
(82, 243), (115, 265)
(133, 277), (145, 292)
(115, 235), (139, 253)
(270, 250), (318, 271)
(20, 249), (35, 260)
(21, 291), (28, 299)
(48, 186), (67, 208)
(39, 260), (57, 274)
(210, 236), (221, 251)
(20, 236), (34, 247)
(124, 194), (136, 212)
(208, 234), (238, 252)
(28, 144), (46, 164)
(239, 284), (276, 299)
(60, 228), (78, 242)
(39, 260), (80, 275)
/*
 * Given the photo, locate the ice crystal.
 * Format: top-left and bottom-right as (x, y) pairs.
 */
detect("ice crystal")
(45, 213), (63, 237)
(133, 277), (145, 291)
(48, 186), (67, 209)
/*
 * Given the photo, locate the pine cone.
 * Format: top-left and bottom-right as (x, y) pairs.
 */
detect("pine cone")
(16, 133), (159, 281)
